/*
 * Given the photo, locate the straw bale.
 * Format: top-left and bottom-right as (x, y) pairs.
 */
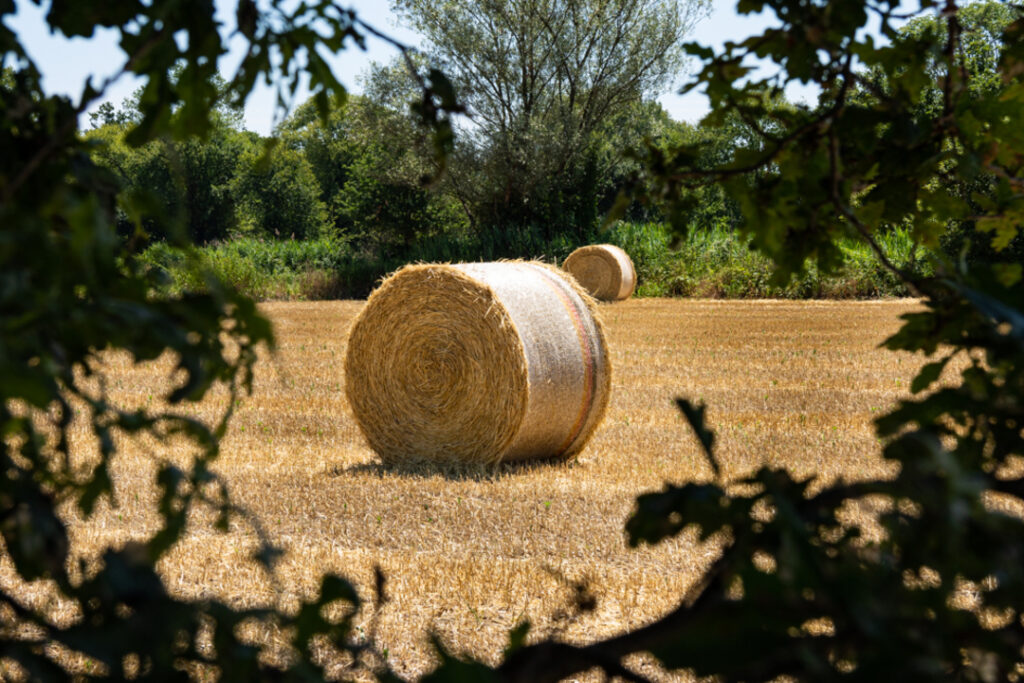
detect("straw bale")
(562, 244), (636, 301)
(344, 261), (611, 465)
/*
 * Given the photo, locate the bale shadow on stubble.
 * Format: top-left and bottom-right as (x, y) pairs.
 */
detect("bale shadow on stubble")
(327, 456), (584, 482)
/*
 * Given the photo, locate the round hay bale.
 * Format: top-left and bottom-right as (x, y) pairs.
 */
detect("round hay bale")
(562, 244), (636, 301)
(344, 262), (611, 465)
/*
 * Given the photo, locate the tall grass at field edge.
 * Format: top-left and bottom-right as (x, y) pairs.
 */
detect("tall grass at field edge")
(138, 223), (931, 301)
(607, 221), (931, 298)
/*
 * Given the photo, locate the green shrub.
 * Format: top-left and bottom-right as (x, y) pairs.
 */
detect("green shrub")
(232, 144), (331, 240)
(604, 222), (933, 299)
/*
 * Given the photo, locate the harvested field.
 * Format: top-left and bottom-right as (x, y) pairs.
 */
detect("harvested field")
(20, 298), (933, 678)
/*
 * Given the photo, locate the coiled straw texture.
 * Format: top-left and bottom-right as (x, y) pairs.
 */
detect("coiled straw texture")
(344, 262), (611, 465)
(562, 244), (636, 301)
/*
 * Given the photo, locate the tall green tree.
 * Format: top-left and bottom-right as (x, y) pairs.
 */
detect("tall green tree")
(392, 0), (711, 241)
(231, 139), (331, 240)
(87, 69), (335, 245)
(87, 111), (252, 244)
(279, 90), (468, 255)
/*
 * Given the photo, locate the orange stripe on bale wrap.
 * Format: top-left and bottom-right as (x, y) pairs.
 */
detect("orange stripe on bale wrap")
(526, 263), (597, 456)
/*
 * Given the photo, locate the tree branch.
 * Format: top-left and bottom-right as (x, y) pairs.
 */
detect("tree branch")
(2, 33), (162, 203)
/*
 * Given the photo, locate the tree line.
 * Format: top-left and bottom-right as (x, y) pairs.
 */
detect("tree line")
(84, 0), (1023, 276)
(83, 0), (749, 263)
(86, 80), (742, 260)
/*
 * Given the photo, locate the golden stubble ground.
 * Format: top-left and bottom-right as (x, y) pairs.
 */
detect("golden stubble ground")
(9, 298), (937, 679)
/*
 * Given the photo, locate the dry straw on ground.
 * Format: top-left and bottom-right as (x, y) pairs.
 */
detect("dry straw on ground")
(344, 262), (612, 465)
(20, 298), (951, 679)
(562, 244), (637, 301)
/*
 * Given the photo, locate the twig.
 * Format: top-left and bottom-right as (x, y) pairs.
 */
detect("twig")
(355, 19), (430, 94)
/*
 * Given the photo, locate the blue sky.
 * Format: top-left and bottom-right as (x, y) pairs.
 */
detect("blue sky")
(5, 1), (860, 134)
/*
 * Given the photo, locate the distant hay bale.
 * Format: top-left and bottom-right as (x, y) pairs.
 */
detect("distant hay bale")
(344, 262), (611, 465)
(562, 244), (636, 301)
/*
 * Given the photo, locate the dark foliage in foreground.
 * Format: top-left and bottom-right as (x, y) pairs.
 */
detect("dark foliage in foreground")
(1, 1), (458, 678)
(3, 0), (1024, 681)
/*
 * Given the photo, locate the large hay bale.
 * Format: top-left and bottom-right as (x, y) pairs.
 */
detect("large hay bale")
(344, 262), (611, 465)
(562, 244), (636, 301)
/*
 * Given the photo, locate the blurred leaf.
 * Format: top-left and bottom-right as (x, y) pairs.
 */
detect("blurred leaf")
(911, 356), (950, 394)
(422, 636), (501, 683)
(675, 398), (718, 476)
(503, 621), (531, 658)
(0, 477), (69, 582)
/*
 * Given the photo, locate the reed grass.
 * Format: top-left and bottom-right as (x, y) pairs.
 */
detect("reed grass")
(138, 222), (933, 301)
